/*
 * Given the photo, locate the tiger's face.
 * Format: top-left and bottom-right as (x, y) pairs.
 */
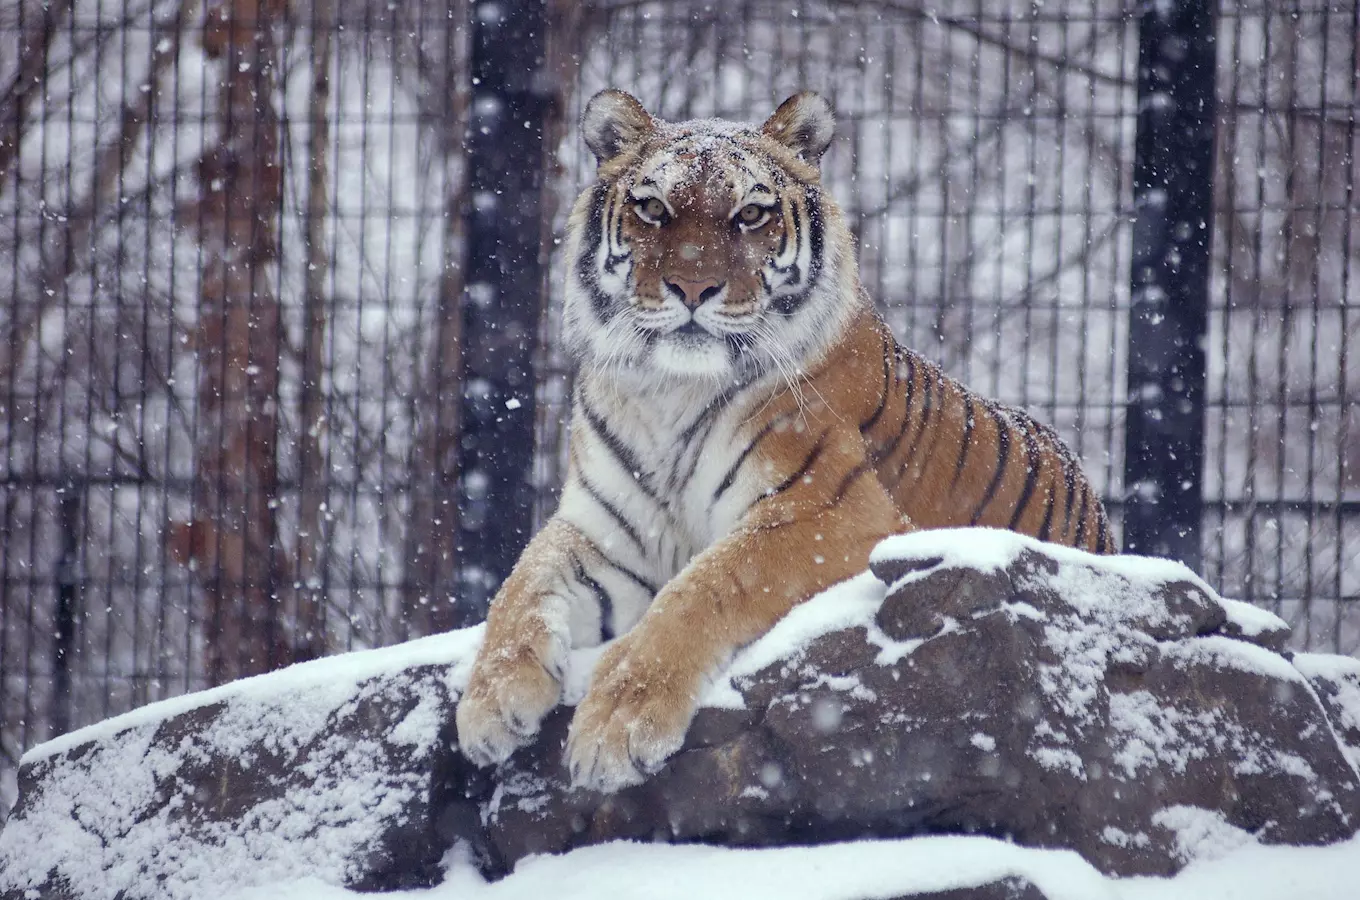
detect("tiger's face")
(564, 90), (857, 384)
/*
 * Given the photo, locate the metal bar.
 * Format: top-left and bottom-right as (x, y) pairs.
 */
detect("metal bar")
(50, 486), (81, 737)
(1122, 0), (1218, 566)
(456, 0), (550, 621)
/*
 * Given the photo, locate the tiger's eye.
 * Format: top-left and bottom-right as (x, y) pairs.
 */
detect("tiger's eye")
(639, 197), (666, 220)
(738, 203), (765, 225)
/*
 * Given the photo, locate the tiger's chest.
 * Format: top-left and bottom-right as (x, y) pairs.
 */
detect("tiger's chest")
(572, 379), (767, 570)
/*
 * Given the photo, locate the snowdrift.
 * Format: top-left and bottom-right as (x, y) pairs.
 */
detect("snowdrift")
(3, 529), (1360, 900)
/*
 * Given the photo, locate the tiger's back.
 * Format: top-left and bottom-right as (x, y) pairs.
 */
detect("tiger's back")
(854, 317), (1112, 552)
(457, 89), (1115, 794)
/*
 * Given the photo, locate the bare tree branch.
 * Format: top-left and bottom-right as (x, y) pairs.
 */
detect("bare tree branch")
(0, 0), (76, 188)
(0, 3), (188, 391)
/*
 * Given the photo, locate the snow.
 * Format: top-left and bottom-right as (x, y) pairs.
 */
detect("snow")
(8, 529), (1360, 899)
(1292, 653), (1360, 771)
(872, 526), (1028, 580)
(24, 626), (487, 764)
(1163, 635), (1305, 684)
(970, 732), (997, 752)
(1218, 598), (1288, 639)
(1150, 807), (1258, 864)
(1107, 690), (1214, 777)
(870, 527), (1219, 599)
(702, 571), (885, 705)
(1294, 653), (1360, 684)
(216, 834), (1360, 900)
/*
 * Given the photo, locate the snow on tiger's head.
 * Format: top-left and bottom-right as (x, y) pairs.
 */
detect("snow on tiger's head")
(563, 90), (861, 385)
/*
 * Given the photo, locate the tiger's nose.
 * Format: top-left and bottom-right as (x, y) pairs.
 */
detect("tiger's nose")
(663, 274), (726, 309)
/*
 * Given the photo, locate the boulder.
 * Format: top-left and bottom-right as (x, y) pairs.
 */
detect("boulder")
(2, 529), (1357, 899)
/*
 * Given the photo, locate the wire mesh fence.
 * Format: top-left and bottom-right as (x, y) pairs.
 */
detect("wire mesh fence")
(1203, 0), (1360, 650)
(2, 0), (1357, 820)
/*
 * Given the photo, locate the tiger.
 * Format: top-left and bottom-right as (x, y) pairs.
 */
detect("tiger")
(454, 89), (1115, 793)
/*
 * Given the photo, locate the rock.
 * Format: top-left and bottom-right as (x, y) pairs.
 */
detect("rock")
(891, 877), (1049, 900)
(2, 529), (1357, 899)
(0, 633), (486, 900)
(1293, 653), (1360, 769)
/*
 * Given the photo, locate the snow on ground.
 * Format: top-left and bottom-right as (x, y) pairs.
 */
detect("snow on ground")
(222, 833), (1360, 900)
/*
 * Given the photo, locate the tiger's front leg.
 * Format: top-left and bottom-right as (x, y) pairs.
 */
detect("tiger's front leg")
(566, 430), (905, 792)
(456, 518), (606, 766)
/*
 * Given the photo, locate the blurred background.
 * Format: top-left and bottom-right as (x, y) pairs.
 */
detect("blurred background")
(1, 0), (1356, 819)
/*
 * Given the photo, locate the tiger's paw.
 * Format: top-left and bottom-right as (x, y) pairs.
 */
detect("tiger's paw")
(456, 634), (566, 768)
(565, 637), (696, 793)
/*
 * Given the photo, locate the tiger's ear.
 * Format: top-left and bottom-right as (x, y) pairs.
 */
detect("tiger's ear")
(582, 90), (656, 165)
(762, 92), (835, 165)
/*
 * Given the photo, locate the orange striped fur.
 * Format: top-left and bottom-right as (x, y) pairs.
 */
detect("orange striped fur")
(456, 90), (1113, 792)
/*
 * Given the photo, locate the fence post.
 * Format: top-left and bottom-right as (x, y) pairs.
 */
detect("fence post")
(456, 0), (550, 620)
(1122, 1), (1217, 568)
(51, 484), (81, 736)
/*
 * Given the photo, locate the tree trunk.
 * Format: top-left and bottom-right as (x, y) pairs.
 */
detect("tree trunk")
(0, 2), (182, 388)
(294, 0), (334, 663)
(168, 0), (289, 685)
(400, 0), (471, 638)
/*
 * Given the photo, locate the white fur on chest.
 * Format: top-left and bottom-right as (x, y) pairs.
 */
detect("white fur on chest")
(556, 372), (772, 631)
(591, 375), (760, 541)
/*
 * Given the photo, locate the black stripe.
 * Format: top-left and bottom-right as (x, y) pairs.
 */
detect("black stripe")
(1037, 475), (1058, 543)
(895, 366), (939, 481)
(672, 384), (748, 496)
(770, 188), (825, 316)
(580, 397), (658, 501)
(608, 190), (629, 269)
(805, 186), (826, 285)
(1061, 468), (1079, 533)
(595, 548), (659, 597)
(771, 194), (802, 281)
(1094, 493), (1113, 552)
(713, 414), (785, 504)
(576, 183), (623, 322)
(860, 326), (895, 433)
(1007, 421), (1042, 531)
(678, 394), (728, 445)
(970, 407), (1013, 525)
(949, 394), (977, 493)
(570, 551), (616, 642)
(1094, 509), (1110, 554)
(831, 459), (875, 505)
(765, 431), (829, 499)
(876, 353), (919, 465)
(578, 472), (645, 552)
(1073, 480), (1091, 548)
(672, 408), (722, 495)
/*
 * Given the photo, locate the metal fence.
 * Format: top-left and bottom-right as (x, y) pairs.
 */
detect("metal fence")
(2, 0), (1357, 820)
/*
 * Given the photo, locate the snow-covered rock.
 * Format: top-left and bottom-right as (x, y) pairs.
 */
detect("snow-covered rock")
(2, 529), (1358, 900)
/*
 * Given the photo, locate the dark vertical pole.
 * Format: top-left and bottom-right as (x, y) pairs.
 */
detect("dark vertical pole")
(51, 485), (81, 735)
(456, 0), (549, 620)
(1123, 1), (1217, 567)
